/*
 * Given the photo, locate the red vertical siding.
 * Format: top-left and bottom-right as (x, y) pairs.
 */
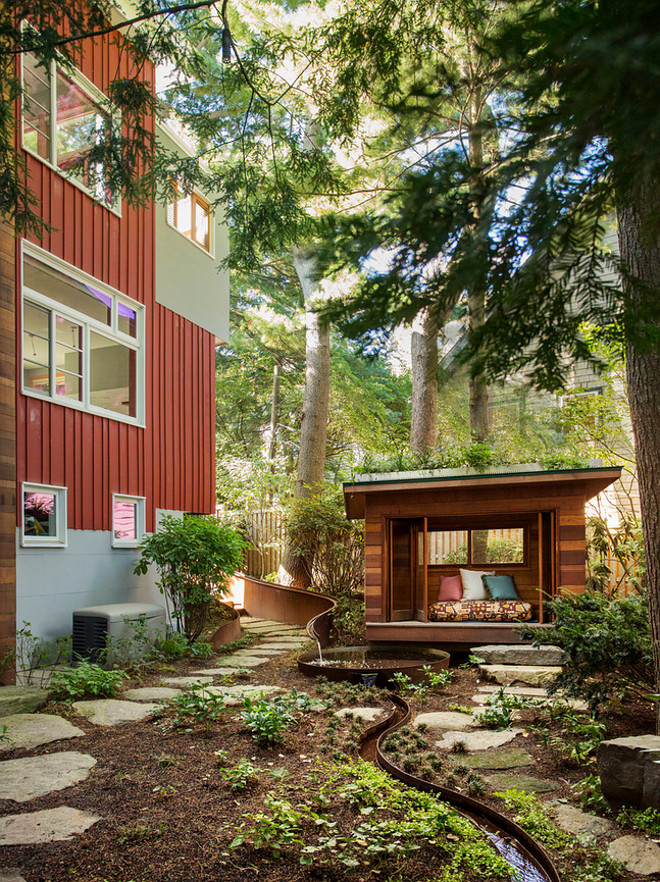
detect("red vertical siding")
(16, 30), (216, 533)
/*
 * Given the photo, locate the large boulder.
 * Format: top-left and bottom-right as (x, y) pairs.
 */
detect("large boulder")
(0, 686), (49, 717)
(597, 735), (660, 807)
(472, 644), (566, 666)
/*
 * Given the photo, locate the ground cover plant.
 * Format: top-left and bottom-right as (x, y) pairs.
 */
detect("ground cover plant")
(0, 640), (652, 882)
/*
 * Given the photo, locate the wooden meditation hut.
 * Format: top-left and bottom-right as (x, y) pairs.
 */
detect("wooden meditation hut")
(343, 463), (621, 648)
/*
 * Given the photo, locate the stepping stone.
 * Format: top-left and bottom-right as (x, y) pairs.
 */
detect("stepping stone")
(259, 641), (308, 650)
(190, 668), (245, 677)
(0, 870), (27, 882)
(220, 655), (270, 667)
(0, 752), (97, 802)
(0, 714), (84, 753)
(161, 676), (215, 688)
(450, 747), (534, 770)
(471, 692), (587, 711)
(0, 686), (49, 717)
(479, 665), (562, 688)
(241, 647), (287, 656)
(608, 835), (660, 876)
(203, 684), (284, 706)
(122, 687), (181, 702)
(477, 685), (549, 696)
(335, 707), (386, 723)
(486, 773), (556, 794)
(550, 803), (614, 838)
(472, 644), (566, 667)
(72, 699), (157, 726)
(437, 729), (522, 751)
(0, 807), (100, 845)
(413, 711), (477, 732)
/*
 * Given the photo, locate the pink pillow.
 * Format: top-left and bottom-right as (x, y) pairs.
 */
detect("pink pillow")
(437, 575), (463, 602)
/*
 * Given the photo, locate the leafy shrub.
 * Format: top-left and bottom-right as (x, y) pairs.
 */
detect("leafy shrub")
(586, 515), (645, 596)
(495, 789), (572, 850)
(520, 589), (653, 711)
(220, 758), (262, 791)
(241, 695), (297, 746)
(134, 515), (244, 642)
(15, 622), (71, 683)
(546, 709), (606, 766)
(155, 631), (190, 659)
(423, 666), (455, 691)
(617, 806), (660, 835)
(168, 683), (225, 732)
(285, 489), (364, 595)
(50, 661), (126, 700)
(572, 774), (611, 815)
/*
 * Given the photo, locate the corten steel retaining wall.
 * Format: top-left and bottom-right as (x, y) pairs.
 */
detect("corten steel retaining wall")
(237, 574), (335, 647)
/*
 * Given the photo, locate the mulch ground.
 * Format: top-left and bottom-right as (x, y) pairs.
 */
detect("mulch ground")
(0, 650), (656, 882)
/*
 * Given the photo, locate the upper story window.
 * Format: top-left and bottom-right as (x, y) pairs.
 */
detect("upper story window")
(21, 50), (118, 209)
(167, 183), (212, 253)
(21, 243), (144, 425)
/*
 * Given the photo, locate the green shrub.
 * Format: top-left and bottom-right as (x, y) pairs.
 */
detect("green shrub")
(241, 695), (297, 746)
(520, 589), (653, 711)
(617, 806), (660, 835)
(495, 789), (572, 850)
(134, 515), (244, 642)
(168, 683), (226, 732)
(220, 758), (262, 791)
(50, 661), (126, 700)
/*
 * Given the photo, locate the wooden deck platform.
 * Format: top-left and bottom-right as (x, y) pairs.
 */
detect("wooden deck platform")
(366, 620), (552, 650)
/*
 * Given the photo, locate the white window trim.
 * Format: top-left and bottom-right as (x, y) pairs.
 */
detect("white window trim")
(166, 186), (216, 259)
(20, 42), (122, 217)
(21, 482), (67, 548)
(112, 494), (146, 548)
(21, 240), (145, 428)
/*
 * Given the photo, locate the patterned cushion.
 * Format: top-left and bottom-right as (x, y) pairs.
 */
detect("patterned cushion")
(427, 599), (534, 623)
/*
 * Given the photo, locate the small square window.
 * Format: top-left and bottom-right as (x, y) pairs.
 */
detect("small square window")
(112, 494), (145, 547)
(22, 483), (67, 547)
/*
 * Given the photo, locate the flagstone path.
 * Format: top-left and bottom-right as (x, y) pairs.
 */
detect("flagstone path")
(0, 616), (310, 863)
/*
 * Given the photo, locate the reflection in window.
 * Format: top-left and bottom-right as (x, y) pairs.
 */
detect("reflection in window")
(471, 529), (524, 565)
(22, 249), (142, 422)
(90, 332), (136, 417)
(427, 531), (468, 565)
(22, 483), (66, 546)
(112, 495), (144, 546)
(22, 51), (114, 206)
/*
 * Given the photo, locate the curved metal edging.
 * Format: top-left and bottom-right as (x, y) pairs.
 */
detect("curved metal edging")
(359, 693), (562, 882)
(306, 597), (337, 650)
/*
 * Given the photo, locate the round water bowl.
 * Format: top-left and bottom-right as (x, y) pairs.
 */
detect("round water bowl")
(298, 645), (450, 687)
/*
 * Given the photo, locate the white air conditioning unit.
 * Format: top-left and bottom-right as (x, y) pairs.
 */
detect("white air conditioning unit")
(72, 602), (167, 664)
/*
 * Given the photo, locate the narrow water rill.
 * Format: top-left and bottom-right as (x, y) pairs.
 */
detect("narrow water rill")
(358, 694), (561, 882)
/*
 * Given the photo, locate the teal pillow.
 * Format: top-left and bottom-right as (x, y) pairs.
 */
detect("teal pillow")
(482, 574), (520, 601)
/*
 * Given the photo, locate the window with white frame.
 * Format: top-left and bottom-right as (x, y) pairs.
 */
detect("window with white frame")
(112, 494), (145, 547)
(21, 244), (143, 424)
(21, 49), (118, 207)
(167, 182), (212, 253)
(22, 483), (67, 547)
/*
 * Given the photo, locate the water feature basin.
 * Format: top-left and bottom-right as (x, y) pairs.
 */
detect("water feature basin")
(298, 645), (450, 686)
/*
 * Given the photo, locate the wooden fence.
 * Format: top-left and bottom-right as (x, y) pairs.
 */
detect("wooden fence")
(224, 509), (638, 594)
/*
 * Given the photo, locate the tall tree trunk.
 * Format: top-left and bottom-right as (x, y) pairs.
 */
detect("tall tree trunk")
(618, 183), (660, 731)
(268, 359), (281, 467)
(467, 77), (491, 443)
(282, 246), (331, 588)
(292, 247), (330, 498)
(410, 307), (439, 453)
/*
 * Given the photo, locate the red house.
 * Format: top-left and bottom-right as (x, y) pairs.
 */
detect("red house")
(0, 18), (228, 666)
